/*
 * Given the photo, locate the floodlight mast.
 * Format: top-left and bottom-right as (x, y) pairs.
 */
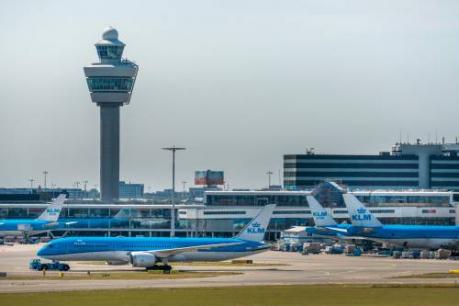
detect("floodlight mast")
(43, 170), (48, 190)
(266, 171), (273, 188)
(162, 146), (186, 237)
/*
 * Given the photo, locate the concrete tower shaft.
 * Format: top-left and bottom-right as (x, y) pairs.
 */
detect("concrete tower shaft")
(100, 104), (120, 201)
(83, 27), (138, 202)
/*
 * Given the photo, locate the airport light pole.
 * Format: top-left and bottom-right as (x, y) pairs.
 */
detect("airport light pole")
(278, 169), (282, 186)
(83, 180), (88, 198)
(29, 179), (35, 191)
(162, 146), (186, 237)
(266, 171), (273, 188)
(74, 181), (81, 199)
(43, 170), (48, 190)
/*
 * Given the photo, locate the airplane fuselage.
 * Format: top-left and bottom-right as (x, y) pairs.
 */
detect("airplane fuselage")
(346, 225), (459, 249)
(37, 236), (270, 263)
(0, 219), (57, 236)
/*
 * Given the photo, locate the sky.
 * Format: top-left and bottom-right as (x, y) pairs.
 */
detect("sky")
(1, 0), (459, 191)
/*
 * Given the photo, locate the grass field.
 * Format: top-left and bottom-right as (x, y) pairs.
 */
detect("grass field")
(2, 284), (459, 306)
(4, 271), (238, 280)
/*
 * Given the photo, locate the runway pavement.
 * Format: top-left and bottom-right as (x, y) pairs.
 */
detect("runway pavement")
(1, 243), (459, 293)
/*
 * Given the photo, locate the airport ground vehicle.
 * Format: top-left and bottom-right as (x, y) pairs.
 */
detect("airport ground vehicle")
(29, 258), (70, 271)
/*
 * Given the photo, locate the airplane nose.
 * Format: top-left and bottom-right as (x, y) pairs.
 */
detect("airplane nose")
(37, 246), (47, 257)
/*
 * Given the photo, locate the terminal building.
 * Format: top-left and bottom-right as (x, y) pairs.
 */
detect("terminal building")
(1, 182), (458, 240)
(284, 142), (459, 190)
(119, 181), (144, 199)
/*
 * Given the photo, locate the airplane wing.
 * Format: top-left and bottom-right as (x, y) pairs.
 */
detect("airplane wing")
(43, 220), (78, 228)
(337, 234), (368, 240)
(325, 226), (348, 233)
(147, 241), (243, 259)
(43, 222), (59, 228)
(64, 221), (79, 226)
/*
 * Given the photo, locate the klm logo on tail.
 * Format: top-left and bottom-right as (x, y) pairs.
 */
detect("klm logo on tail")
(351, 207), (372, 221)
(247, 222), (265, 234)
(46, 208), (61, 216)
(312, 211), (328, 220)
(343, 193), (382, 228)
(237, 204), (275, 242)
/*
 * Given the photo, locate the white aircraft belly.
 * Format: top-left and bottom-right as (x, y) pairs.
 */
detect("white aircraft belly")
(169, 248), (269, 262)
(45, 251), (130, 262)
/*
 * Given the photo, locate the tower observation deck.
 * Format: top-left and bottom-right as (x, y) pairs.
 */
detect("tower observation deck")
(83, 27), (139, 202)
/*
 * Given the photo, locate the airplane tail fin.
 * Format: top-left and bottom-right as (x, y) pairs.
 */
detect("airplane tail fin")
(342, 194), (382, 227)
(114, 208), (133, 219)
(307, 195), (337, 227)
(236, 204), (276, 242)
(37, 194), (67, 222)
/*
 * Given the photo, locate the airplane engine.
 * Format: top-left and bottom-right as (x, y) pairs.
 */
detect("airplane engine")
(130, 252), (157, 267)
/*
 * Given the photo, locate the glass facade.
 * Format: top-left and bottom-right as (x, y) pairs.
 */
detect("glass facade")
(285, 152), (459, 190)
(96, 45), (124, 61)
(273, 210), (311, 214)
(0, 206), (174, 232)
(355, 195), (450, 207)
(206, 194), (308, 207)
(268, 217), (312, 230)
(87, 77), (133, 92)
(119, 181), (144, 199)
(430, 157), (459, 189)
(310, 181), (452, 208)
(284, 154), (420, 189)
(203, 211), (247, 215)
(369, 209), (395, 214)
(182, 218), (252, 234)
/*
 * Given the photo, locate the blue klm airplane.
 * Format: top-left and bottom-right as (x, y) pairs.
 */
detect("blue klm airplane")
(329, 194), (459, 250)
(0, 194), (67, 236)
(37, 204), (276, 270)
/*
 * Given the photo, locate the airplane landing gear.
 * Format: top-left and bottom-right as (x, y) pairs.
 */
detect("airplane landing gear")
(146, 264), (172, 274)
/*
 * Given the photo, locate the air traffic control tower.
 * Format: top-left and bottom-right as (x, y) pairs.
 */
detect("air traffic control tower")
(84, 27), (139, 202)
